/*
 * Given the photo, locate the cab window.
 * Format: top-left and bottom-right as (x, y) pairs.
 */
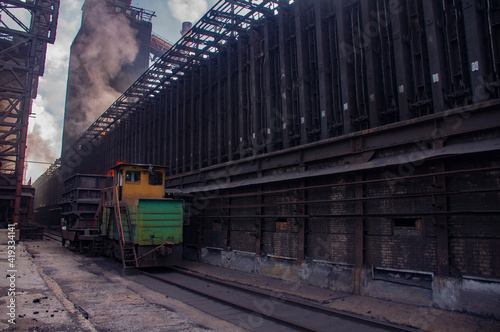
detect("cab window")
(125, 170), (141, 183)
(148, 171), (163, 186)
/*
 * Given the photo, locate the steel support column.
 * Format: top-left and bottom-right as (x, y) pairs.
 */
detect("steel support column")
(190, 71), (197, 171)
(462, 0), (494, 103)
(361, 0), (382, 128)
(238, 35), (249, 157)
(216, 53), (223, 164)
(295, 0), (312, 145)
(182, 77), (189, 172)
(422, 1), (448, 113)
(263, 18), (276, 153)
(354, 172), (364, 294)
(433, 140), (449, 277)
(226, 43), (235, 162)
(336, 0), (355, 134)
(297, 160), (306, 261)
(315, 0), (333, 140)
(390, 2), (411, 120)
(249, 29), (261, 156)
(198, 65), (206, 168)
(278, 4), (292, 149)
(255, 173), (263, 256)
(169, 84), (176, 173)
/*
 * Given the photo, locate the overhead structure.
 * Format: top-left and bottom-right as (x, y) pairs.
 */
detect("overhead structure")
(0, 0), (60, 225)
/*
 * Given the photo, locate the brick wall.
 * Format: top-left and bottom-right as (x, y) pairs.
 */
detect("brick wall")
(263, 230), (299, 257)
(307, 219), (355, 263)
(190, 151), (499, 279)
(446, 157), (500, 278)
(364, 217), (437, 272)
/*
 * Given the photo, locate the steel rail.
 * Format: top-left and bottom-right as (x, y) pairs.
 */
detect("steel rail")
(43, 231), (62, 242)
(136, 266), (417, 332)
(137, 268), (316, 331)
(169, 266), (417, 331)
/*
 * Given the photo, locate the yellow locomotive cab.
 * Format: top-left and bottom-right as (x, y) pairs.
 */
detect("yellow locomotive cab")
(112, 163), (166, 201)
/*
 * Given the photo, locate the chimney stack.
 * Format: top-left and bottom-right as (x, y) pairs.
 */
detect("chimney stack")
(181, 21), (192, 36)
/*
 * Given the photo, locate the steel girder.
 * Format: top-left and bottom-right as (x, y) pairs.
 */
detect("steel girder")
(0, 0), (60, 224)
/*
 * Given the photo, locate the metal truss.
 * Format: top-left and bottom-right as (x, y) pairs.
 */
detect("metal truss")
(0, 0), (60, 223)
(71, 0), (282, 152)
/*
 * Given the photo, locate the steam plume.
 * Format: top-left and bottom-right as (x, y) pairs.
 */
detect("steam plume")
(26, 97), (60, 183)
(62, 0), (141, 151)
(168, 0), (208, 23)
(27, 124), (59, 164)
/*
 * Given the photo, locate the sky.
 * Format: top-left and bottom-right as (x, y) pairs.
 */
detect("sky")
(25, 0), (218, 183)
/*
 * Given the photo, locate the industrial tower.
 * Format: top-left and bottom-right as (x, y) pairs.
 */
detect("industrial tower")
(61, 0), (155, 158)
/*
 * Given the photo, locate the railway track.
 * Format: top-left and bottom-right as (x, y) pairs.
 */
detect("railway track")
(136, 266), (418, 332)
(41, 236), (418, 331)
(43, 231), (62, 242)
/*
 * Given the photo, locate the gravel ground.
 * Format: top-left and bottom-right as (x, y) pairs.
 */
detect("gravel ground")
(0, 240), (242, 332)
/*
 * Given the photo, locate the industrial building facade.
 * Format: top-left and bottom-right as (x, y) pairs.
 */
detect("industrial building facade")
(35, 0), (499, 317)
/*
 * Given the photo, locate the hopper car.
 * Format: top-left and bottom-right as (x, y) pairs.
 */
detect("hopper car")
(60, 174), (112, 248)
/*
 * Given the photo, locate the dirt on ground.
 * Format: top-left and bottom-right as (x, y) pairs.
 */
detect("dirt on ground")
(0, 240), (242, 332)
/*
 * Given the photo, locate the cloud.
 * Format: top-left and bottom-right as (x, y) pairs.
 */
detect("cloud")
(168, 0), (208, 23)
(44, 16), (80, 73)
(25, 96), (62, 183)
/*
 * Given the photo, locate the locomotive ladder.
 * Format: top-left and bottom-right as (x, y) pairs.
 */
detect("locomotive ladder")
(114, 187), (138, 268)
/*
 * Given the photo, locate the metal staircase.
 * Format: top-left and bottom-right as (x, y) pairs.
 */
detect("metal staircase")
(118, 205), (137, 268)
(113, 188), (137, 268)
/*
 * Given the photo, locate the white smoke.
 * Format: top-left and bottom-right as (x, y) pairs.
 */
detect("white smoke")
(25, 96), (61, 183)
(77, 0), (140, 124)
(61, 0), (141, 149)
(168, 0), (208, 23)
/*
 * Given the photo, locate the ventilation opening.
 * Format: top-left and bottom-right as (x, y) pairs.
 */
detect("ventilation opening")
(393, 218), (422, 231)
(276, 218), (291, 231)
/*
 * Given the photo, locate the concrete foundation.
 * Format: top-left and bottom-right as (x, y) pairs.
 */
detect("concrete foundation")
(199, 249), (500, 319)
(432, 277), (500, 319)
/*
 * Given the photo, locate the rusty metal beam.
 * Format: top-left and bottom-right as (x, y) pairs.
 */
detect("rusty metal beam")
(0, 0), (60, 226)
